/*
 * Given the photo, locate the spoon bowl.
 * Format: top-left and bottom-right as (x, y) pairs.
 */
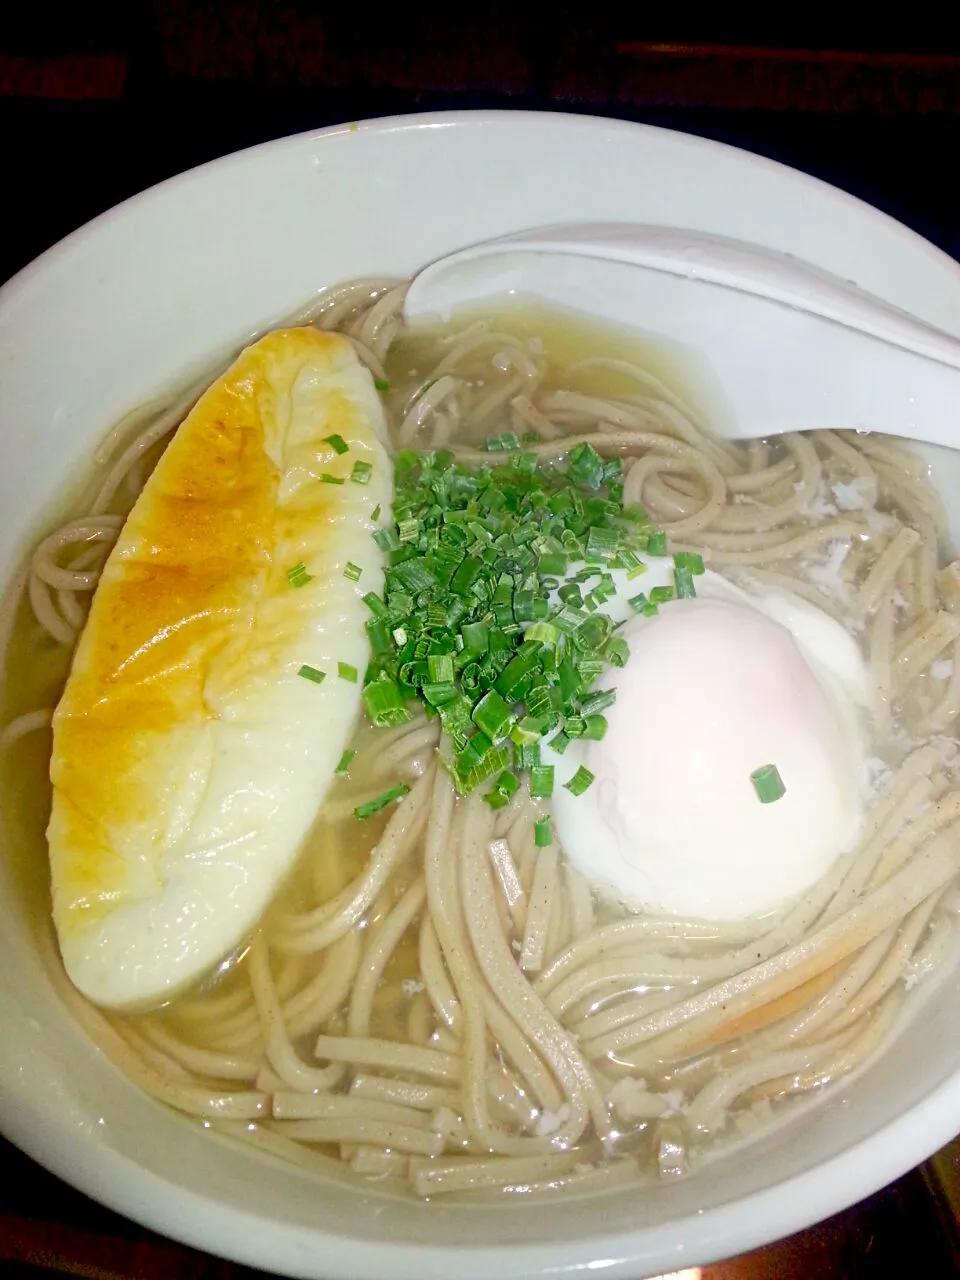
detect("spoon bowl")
(404, 223), (960, 450)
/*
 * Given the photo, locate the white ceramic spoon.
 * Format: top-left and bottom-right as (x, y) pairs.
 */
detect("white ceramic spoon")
(404, 223), (960, 450)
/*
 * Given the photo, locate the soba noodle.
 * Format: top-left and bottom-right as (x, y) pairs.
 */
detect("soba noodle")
(4, 279), (960, 1198)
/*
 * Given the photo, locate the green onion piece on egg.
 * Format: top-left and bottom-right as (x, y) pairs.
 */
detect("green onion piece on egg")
(751, 764), (786, 803)
(564, 766), (595, 796)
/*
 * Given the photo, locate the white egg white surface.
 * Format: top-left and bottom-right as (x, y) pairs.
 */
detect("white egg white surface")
(48, 328), (392, 1010)
(544, 557), (870, 920)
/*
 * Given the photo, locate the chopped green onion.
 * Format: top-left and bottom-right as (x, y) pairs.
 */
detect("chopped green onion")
(574, 614), (611, 652)
(483, 791), (510, 811)
(298, 664), (326, 684)
(392, 559), (436, 592)
(674, 566), (696, 598)
(287, 561), (313, 588)
(321, 473), (345, 485)
(351, 460), (373, 485)
(495, 647), (540, 700)
(585, 525), (620, 561)
(450, 555), (484, 595)
(647, 531), (667, 556)
(525, 620), (561, 646)
(567, 442), (605, 489)
(373, 528), (398, 552)
(460, 620), (489, 657)
(650, 585), (674, 605)
(564, 765), (595, 796)
(513, 590), (548, 625)
(338, 662), (359, 683)
(373, 377), (390, 391)
(674, 551), (705, 575)
(628, 592), (649, 613)
(751, 763), (786, 804)
(525, 684), (556, 720)
(511, 715), (545, 745)
(371, 503), (382, 521)
(485, 431), (521, 452)
(534, 815), (553, 847)
(335, 748), (356, 776)
(427, 654), (455, 684)
(366, 618), (391, 653)
(363, 591), (388, 617)
(529, 765), (555, 798)
(422, 680), (457, 706)
(538, 552), (567, 576)
(472, 689), (516, 744)
(363, 678), (412, 727)
(579, 688), (616, 717)
(602, 636), (630, 668)
(323, 433), (350, 455)
(583, 714), (608, 740)
(343, 562), (363, 582)
(552, 603), (588, 636)
(619, 503), (647, 524)
(355, 783), (410, 819)
(353, 432), (652, 794)
(452, 733), (509, 792)
(437, 694), (474, 744)
(484, 770), (520, 810)
(557, 659), (580, 706)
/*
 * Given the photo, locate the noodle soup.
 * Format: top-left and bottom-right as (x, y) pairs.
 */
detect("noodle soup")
(3, 282), (960, 1200)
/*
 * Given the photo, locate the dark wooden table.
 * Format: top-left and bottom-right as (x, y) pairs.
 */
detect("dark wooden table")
(6, 9), (960, 1276)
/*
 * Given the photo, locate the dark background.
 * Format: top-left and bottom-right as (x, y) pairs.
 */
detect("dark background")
(5, 4), (960, 1276)
(5, 3), (960, 287)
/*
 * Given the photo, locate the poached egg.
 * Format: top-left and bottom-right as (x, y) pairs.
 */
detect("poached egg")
(544, 560), (870, 920)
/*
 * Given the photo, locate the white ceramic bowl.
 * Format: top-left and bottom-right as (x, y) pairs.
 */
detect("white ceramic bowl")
(2, 110), (960, 1280)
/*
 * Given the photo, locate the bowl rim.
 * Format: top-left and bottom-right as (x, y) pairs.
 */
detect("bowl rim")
(5, 106), (960, 307)
(6, 1024), (960, 1280)
(4, 105), (960, 1280)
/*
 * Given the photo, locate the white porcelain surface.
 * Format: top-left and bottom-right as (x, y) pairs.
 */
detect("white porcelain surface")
(405, 221), (960, 447)
(2, 110), (960, 1280)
